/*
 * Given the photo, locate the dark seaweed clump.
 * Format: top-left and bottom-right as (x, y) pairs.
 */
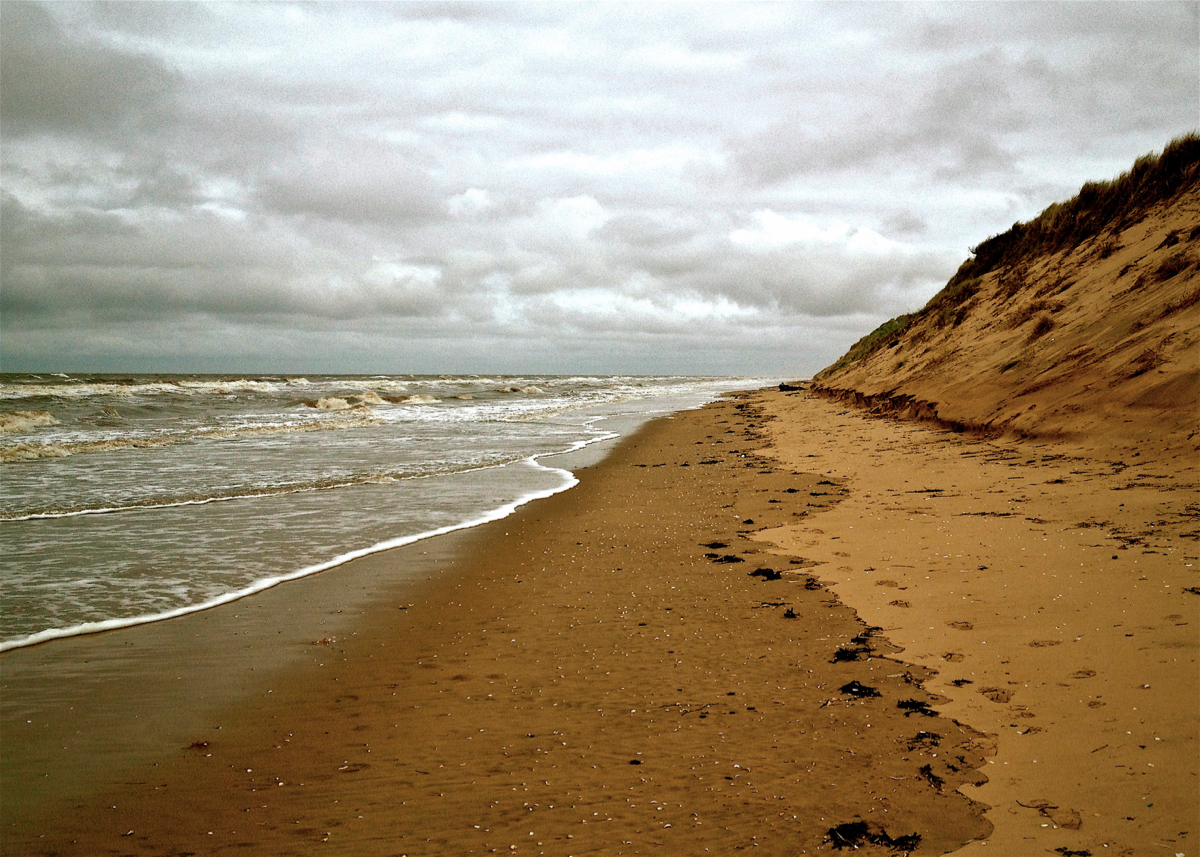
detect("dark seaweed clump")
(828, 821), (922, 852)
(748, 567), (782, 580)
(896, 698), (937, 717)
(831, 646), (871, 663)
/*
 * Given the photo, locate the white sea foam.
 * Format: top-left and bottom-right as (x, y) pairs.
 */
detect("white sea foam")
(0, 411), (382, 464)
(0, 411), (60, 433)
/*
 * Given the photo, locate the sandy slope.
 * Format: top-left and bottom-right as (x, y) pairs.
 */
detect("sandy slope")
(814, 185), (1199, 459)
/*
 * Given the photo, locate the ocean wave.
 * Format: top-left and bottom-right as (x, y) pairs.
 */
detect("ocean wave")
(0, 472), (390, 521)
(499, 385), (544, 395)
(0, 451), (545, 520)
(0, 378), (288, 400)
(303, 396), (354, 410)
(0, 410), (60, 433)
(383, 394), (440, 405)
(1, 443), (73, 462)
(0, 411), (383, 465)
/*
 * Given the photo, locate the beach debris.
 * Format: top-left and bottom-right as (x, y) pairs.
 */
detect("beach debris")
(896, 698), (937, 717)
(187, 740), (209, 751)
(784, 607), (798, 618)
(831, 646), (871, 663)
(707, 554), (744, 564)
(748, 567), (782, 580)
(1054, 848), (1092, 856)
(700, 541), (728, 549)
(839, 680), (880, 699)
(803, 577), (824, 590)
(826, 821), (921, 852)
(906, 730), (942, 750)
(918, 763), (945, 791)
(951, 678), (973, 687)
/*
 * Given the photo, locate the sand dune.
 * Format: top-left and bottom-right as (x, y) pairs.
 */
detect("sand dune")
(814, 134), (1199, 462)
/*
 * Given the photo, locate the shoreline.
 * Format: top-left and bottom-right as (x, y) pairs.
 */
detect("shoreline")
(4, 388), (1192, 855)
(3, 390), (993, 855)
(0, 455), (580, 653)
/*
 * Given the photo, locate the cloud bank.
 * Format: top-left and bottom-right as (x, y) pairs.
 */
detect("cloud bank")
(2, 1), (1196, 374)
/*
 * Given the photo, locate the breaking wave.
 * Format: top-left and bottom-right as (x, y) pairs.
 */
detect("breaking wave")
(0, 411), (383, 464)
(0, 411), (61, 433)
(385, 394), (440, 405)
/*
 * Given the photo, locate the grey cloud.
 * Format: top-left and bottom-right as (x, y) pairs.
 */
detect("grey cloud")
(0, 1), (178, 137)
(883, 210), (929, 237)
(258, 148), (443, 225)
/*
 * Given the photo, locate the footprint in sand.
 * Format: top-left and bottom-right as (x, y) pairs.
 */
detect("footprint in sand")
(979, 687), (1013, 703)
(888, 599), (912, 608)
(1027, 639), (1062, 647)
(947, 621), (974, 631)
(1069, 668), (1097, 679)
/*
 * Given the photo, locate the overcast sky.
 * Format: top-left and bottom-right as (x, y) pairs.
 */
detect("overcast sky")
(2, 1), (1196, 376)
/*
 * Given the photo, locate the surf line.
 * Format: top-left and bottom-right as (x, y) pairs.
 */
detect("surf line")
(0, 426), (619, 653)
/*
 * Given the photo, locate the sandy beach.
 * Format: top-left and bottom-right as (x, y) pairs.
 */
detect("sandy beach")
(3, 387), (1195, 855)
(760, 388), (1198, 855)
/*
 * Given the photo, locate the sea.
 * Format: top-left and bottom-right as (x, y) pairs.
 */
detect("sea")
(0, 373), (768, 651)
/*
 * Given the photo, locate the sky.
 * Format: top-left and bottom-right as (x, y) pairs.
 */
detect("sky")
(2, 2), (1197, 376)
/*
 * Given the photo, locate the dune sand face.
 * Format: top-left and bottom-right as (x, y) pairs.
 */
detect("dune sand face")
(815, 185), (1200, 456)
(758, 388), (1198, 856)
(5, 389), (1193, 856)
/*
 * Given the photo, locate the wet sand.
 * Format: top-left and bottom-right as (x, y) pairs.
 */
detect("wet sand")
(3, 388), (1194, 855)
